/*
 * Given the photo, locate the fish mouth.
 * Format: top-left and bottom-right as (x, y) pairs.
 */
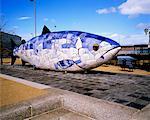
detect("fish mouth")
(98, 46), (121, 63)
(102, 46), (121, 57)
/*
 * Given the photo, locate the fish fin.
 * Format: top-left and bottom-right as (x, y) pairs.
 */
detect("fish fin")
(41, 25), (51, 35)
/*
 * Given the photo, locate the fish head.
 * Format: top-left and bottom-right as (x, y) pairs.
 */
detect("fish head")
(77, 33), (121, 69)
(13, 43), (25, 57)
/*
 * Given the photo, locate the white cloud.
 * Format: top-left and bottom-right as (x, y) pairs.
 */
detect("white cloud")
(101, 33), (148, 45)
(96, 7), (116, 14)
(18, 16), (31, 20)
(118, 0), (150, 16)
(96, 0), (150, 17)
(136, 23), (150, 29)
(43, 18), (49, 21)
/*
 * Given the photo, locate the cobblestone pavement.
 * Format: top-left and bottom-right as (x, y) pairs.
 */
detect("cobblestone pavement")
(1, 64), (150, 110)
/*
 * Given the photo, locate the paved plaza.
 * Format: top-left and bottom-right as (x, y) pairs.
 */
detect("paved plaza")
(1, 64), (150, 110)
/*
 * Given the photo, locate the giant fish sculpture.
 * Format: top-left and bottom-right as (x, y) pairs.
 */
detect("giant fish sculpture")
(13, 31), (121, 71)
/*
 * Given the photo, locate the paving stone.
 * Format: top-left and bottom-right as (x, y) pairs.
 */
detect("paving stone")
(1, 64), (150, 110)
(84, 93), (93, 96)
(91, 93), (108, 99)
(133, 99), (149, 106)
(83, 88), (93, 91)
(127, 102), (145, 110)
(96, 88), (108, 91)
(114, 99), (129, 104)
(139, 96), (150, 102)
(128, 94), (141, 98)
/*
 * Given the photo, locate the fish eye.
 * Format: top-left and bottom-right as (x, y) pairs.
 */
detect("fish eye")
(93, 44), (99, 51)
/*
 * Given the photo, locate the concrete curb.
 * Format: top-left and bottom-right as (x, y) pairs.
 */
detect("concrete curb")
(130, 104), (150, 120)
(62, 91), (138, 120)
(0, 73), (51, 89)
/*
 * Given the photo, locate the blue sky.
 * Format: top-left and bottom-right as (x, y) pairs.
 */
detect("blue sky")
(1, 0), (150, 45)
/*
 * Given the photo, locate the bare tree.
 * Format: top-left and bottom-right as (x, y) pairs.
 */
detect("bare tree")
(0, 15), (8, 64)
(0, 15), (8, 32)
(0, 30), (3, 64)
(0, 15), (17, 64)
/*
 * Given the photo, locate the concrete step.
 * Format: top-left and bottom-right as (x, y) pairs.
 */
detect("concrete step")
(0, 93), (63, 120)
(25, 108), (95, 120)
(0, 74), (64, 120)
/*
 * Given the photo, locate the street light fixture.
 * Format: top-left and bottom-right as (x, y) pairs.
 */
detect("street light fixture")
(144, 27), (150, 49)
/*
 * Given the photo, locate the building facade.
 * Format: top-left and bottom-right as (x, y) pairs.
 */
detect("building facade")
(0, 32), (21, 58)
(108, 44), (150, 71)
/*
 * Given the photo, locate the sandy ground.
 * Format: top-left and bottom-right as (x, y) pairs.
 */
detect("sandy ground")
(2, 58), (149, 76)
(0, 77), (47, 107)
(1, 58), (22, 64)
(95, 65), (150, 76)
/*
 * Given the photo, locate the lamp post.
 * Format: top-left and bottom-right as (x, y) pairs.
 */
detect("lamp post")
(30, 0), (36, 37)
(33, 0), (37, 37)
(34, 0), (36, 37)
(144, 27), (150, 49)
